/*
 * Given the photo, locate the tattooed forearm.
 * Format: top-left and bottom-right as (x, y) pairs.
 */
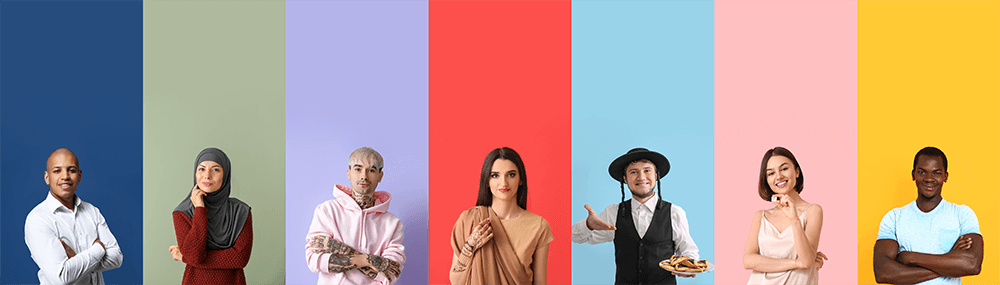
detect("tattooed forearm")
(359, 254), (401, 280)
(352, 192), (376, 209)
(329, 254), (358, 272)
(452, 242), (475, 273)
(326, 238), (361, 255)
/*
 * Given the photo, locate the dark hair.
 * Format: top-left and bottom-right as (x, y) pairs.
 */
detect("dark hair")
(758, 147), (804, 201)
(620, 158), (662, 202)
(476, 147), (528, 209)
(913, 146), (947, 173)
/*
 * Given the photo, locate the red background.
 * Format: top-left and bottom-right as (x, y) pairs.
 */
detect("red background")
(428, 0), (572, 283)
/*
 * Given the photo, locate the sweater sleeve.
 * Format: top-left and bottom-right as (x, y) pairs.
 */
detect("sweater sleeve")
(173, 208), (253, 269)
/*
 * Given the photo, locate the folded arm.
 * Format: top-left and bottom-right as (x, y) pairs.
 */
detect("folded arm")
(92, 209), (123, 272)
(873, 239), (941, 284)
(896, 233), (983, 277)
(25, 216), (106, 284)
(743, 206), (823, 272)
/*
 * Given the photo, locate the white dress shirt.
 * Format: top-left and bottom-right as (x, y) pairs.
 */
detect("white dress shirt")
(25, 193), (123, 285)
(572, 198), (699, 259)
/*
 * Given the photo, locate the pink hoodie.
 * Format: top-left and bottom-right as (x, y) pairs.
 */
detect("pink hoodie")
(306, 185), (405, 285)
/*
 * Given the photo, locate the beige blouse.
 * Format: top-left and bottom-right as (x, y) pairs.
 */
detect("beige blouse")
(747, 204), (819, 285)
(500, 210), (555, 278)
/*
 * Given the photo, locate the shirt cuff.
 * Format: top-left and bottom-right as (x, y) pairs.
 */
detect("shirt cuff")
(571, 219), (593, 242)
(85, 242), (107, 264)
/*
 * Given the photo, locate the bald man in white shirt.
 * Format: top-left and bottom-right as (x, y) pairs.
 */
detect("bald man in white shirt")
(25, 148), (123, 284)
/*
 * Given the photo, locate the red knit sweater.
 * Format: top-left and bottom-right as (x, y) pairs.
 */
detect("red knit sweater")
(173, 207), (253, 285)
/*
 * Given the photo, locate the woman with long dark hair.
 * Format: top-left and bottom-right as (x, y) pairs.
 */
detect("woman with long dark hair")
(449, 147), (552, 285)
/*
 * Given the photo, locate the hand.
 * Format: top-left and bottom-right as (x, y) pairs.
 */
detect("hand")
(951, 235), (973, 251)
(584, 204), (616, 231)
(93, 238), (105, 250)
(351, 254), (369, 268)
(191, 186), (206, 208)
(169, 244), (183, 261)
(771, 194), (798, 220)
(465, 218), (494, 251)
(60, 240), (76, 258)
(671, 272), (695, 278)
(814, 251), (828, 270)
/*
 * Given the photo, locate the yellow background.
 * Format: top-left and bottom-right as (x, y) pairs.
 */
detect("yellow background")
(858, 1), (1000, 284)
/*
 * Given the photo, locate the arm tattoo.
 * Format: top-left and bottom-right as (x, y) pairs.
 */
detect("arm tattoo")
(358, 254), (402, 280)
(321, 237), (362, 272)
(452, 242), (475, 273)
(329, 254), (358, 272)
(326, 237), (361, 255)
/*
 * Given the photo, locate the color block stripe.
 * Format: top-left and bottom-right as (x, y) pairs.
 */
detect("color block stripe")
(429, 1), (572, 283)
(143, 1), (286, 284)
(714, 0), (858, 283)
(284, 1), (429, 284)
(857, 1), (1000, 284)
(571, 1), (715, 284)
(0, 1), (144, 283)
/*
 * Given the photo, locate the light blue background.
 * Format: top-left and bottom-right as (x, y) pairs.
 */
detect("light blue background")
(571, 0), (715, 284)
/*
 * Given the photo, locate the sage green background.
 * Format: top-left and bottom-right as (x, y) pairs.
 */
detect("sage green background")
(143, 1), (285, 284)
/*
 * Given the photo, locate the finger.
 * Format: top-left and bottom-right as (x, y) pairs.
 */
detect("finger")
(816, 251), (828, 260)
(585, 204), (596, 215)
(484, 233), (493, 242)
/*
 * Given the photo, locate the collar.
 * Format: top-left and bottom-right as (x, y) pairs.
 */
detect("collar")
(43, 192), (81, 213)
(632, 197), (659, 212)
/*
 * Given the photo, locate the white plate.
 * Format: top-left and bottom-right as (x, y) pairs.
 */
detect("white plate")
(659, 260), (714, 275)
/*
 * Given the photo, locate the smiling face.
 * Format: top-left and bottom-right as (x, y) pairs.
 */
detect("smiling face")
(489, 159), (520, 202)
(912, 154), (947, 200)
(765, 155), (800, 195)
(347, 155), (383, 195)
(44, 149), (82, 202)
(196, 161), (225, 193)
(624, 160), (657, 199)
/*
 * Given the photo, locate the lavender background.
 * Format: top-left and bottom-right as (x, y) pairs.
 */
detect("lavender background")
(285, 1), (428, 284)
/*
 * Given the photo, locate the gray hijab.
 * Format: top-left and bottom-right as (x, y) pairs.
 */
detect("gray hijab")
(173, 147), (250, 250)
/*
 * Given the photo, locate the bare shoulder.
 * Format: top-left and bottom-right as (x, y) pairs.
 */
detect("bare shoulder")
(807, 203), (824, 216)
(751, 209), (764, 224)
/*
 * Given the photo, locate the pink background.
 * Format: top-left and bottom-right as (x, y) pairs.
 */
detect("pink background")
(714, 0), (858, 283)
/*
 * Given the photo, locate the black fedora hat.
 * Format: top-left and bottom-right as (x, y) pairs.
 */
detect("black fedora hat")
(608, 148), (670, 183)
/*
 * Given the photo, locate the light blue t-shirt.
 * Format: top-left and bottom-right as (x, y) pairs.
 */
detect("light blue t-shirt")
(877, 199), (980, 285)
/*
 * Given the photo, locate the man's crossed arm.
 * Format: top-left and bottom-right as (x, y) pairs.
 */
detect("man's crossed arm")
(308, 235), (401, 281)
(874, 233), (983, 284)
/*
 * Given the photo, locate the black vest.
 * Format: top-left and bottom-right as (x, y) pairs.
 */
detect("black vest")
(614, 199), (675, 285)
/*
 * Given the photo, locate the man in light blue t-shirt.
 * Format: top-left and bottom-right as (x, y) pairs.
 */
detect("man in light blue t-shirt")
(873, 146), (983, 285)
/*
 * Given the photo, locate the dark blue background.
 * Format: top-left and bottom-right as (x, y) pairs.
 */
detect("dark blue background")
(1, 1), (143, 283)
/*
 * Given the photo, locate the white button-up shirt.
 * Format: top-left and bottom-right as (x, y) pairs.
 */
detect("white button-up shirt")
(25, 193), (123, 284)
(572, 198), (699, 259)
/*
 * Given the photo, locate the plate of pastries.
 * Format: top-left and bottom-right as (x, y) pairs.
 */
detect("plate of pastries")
(659, 255), (713, 275)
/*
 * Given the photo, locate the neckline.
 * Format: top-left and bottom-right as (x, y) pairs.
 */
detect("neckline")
(762, 204), (810, 234)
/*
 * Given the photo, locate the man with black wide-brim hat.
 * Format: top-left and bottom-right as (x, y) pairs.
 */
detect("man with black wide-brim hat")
(572, 147), (700, 284)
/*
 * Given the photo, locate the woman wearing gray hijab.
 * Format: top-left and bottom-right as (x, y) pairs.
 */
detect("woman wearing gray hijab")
(169, 148), (252, 284)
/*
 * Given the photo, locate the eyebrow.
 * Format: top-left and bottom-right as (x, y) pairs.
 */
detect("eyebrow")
(766, 162), (790, 171)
